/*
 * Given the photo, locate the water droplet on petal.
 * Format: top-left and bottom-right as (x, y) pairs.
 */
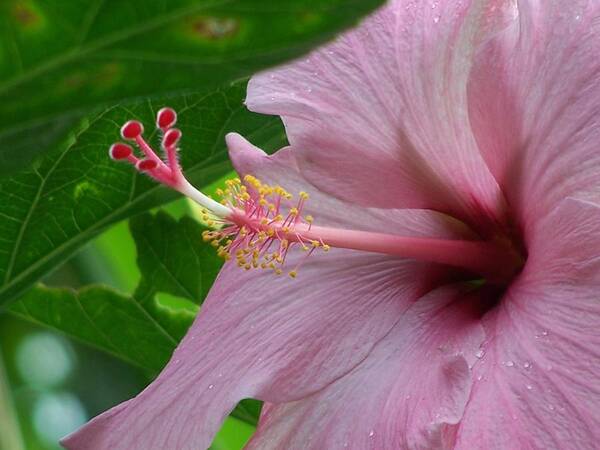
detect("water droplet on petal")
(368, 430), (375, 437)
(208, 384), (214, 390)
(475, 349), (485, 359)
(433, 15), (441, 23)
(526, 384), (533, 390)
(505, 360), (514, 367)
(523, 361), (532, 369)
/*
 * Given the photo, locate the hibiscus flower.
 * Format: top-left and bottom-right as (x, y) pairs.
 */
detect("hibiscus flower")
(63, 1), (600, 449)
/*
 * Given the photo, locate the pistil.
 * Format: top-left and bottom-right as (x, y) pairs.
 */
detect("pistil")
(109, 107), (523, 283)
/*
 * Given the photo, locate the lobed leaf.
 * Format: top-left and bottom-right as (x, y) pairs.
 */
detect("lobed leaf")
(0, 82), (286, 308)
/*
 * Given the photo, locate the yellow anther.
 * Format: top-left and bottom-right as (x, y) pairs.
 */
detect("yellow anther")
(311, 240), (321, 248)
(281, 239), (289, 249)
(210, 240), (219, 248)
(305, 215), (314, 223)
(299, 191), (309, 200)
(282, 226), (290, 233)
(289, 270), (297, 278)
(322, 244), (331, 252)
(289, 207), (299, 215)
(275, 268), (283, 275)
(244, 264), (252, 271)
(301, 245), (309, 251)
(215, 188), (224, 196)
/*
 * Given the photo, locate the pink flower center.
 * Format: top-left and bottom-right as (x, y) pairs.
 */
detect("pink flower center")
(109, 107), (525, 283)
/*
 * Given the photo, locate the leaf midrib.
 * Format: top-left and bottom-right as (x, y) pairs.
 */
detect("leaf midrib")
(0, 0), (234, 96)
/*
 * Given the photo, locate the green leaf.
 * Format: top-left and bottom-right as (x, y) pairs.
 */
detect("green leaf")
(0, 82), (286, 308)
(11, 212), (215, 373)
(9, 211), (262, 424)
(0, 0), (385, 173)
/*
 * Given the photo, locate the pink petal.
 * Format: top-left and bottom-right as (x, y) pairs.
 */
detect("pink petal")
(246, 1), (507, 227)
(62, 255), (438, 450)
(468, 2), (600, 231)
(226, 133), (477, 239)
(245, 285), (485, 450)
(62, 136), (468, 450)
(455, 198), (600, 449)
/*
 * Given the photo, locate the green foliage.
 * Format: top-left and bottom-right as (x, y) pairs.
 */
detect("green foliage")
(0, 0), (384, 173)
(0, 83), (286, 308)
(11, 212), (216, 373)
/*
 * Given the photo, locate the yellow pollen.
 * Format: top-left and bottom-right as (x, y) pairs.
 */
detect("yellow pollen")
(204, 175), (333, 279)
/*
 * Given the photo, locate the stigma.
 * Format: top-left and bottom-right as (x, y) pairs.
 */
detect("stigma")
(109, 107), (524, 283)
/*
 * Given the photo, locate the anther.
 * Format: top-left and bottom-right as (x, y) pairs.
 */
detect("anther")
(121, 120), (144, 140)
